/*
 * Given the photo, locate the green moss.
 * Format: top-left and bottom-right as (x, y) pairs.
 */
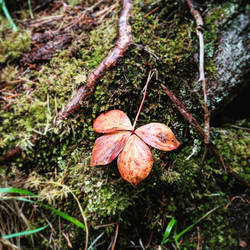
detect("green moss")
(213, 127), (250, 181)
(67, 0), (82, 7)
(0, 22), (31, 64)
(0, 0), (248, 249)
(0, 64), (19, 82)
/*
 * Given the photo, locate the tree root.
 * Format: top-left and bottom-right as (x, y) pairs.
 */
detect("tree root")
(162, 84), (250, 188)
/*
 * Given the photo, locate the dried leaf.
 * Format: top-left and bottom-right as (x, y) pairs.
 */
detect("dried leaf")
(93, 110), (132, 133)
(135, 123), (180, 151)
(90, 131), (131, 166)
(117, 135), (153, 186)
(91, 109), (180, 186)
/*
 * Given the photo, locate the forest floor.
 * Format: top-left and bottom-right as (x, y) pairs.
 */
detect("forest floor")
(0, 0), (249, 249)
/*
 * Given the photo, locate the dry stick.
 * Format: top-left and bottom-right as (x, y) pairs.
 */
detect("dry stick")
(196, 226), (201, 250)
(186, 0), (210, 146)
(111, 223), (119, 250)
(57, 0), (134, 121)
(161, 84), (250, 188)
(94, 222), (119, 250)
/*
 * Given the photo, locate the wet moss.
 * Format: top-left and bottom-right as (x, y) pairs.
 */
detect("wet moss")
(213, 127), (250, 181)
(0, 19), (31, 64)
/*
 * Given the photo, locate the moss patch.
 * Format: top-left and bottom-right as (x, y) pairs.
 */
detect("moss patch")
(0, 18), (31, 64)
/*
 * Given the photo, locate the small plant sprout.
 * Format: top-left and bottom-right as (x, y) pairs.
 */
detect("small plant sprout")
(90, 71), (180, 186)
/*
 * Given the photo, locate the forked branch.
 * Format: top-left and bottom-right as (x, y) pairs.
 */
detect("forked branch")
(162, 84), (250, 188)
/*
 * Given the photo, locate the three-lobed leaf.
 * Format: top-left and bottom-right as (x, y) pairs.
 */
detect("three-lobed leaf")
(90, 110), (180, 185)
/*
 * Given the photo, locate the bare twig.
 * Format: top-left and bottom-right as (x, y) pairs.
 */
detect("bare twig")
(146, 229), (154, 249)
(94, 222), (119, 250)
(62, 232), (73, 248)
(64, 0), (106, 32)
(162, 84), (250, 188)
(186, 0), (210, 146)
(57, 0), (134, 120)
(111, 223), (119, 250)
(196, 226), (201, 250)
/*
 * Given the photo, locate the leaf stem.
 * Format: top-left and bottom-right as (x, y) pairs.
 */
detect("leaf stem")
(132, 70), (154, 129)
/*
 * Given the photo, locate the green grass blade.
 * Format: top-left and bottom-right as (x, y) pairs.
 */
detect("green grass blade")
(176, 206), (219, 241)
(27, 0), (33, 18)
(0, 187), (37, 197)
(0, 187), (85, 230)
(0, 197), (34, 202)
(1, 0), (18, 31)
(173, 227), (180, 250)
(40, 203), (86, 230)
(161, 217), (177, 244)
(2, 225), (48, 239)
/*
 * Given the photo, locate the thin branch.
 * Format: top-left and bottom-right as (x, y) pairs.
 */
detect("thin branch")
(196, 226), (201, 250)
(186, 0), (210, 145)
(111, 223), (119, 250)
(57, 0), (134, 121)
(93, 222), (119, 250)
(162, 84), (250, 188)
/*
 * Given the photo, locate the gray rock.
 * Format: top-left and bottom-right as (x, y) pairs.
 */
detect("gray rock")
(208, 5), (250, 114)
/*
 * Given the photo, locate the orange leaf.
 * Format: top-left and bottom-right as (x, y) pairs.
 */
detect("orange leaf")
(90, 131), (131, 166)
(117, 135), (153, 186)
(135, 123), (180, 151)
(93, 110), (132, 133)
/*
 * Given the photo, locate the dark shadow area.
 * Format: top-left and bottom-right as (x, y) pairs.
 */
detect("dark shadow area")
(212, 80), (250, 126)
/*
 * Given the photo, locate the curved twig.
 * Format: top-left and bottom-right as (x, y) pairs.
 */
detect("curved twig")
(186, 0), (210, 145)
(111, 223), (119, 250)
(57, 0), (134, 120)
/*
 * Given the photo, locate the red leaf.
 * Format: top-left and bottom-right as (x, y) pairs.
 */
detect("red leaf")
(135, 123), (180, 151)
(90, 131), (131, 166)
(93, 110), (132, 133)
(117, 135), (153, 186)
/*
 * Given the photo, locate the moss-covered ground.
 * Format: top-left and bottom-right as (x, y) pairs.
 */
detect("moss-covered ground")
(0, 0), (249, 249)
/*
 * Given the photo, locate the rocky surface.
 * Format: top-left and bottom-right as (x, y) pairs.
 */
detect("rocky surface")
(208, 4), (250, 113)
